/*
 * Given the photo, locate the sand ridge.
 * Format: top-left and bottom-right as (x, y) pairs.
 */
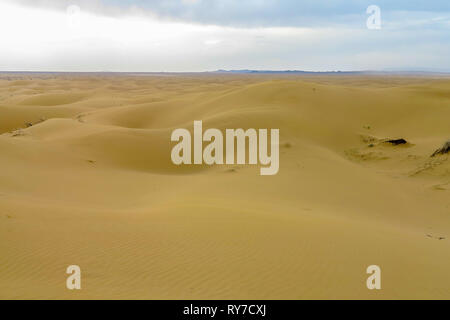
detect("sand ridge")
(0, 73), (449, 299)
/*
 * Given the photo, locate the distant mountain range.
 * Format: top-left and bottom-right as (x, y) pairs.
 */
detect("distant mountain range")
(1, 70), (449, 76)
(213, 69), (359, 74)
(212, 69), (450, 75)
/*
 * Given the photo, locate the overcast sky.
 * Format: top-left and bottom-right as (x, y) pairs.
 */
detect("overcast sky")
(1, 0), (449, 72)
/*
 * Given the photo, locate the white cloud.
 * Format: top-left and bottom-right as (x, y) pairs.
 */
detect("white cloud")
(0, 2), (449, 72)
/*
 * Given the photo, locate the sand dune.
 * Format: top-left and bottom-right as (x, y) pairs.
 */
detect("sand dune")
(0, 74), (449, 299)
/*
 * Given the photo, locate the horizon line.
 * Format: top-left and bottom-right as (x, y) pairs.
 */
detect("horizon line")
(1, 70), (450, 75)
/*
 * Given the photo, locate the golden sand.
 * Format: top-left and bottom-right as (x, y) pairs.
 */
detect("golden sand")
(0, 73), (449, 299)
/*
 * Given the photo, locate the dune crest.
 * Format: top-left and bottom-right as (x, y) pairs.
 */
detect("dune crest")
(0, 74), (449, 299)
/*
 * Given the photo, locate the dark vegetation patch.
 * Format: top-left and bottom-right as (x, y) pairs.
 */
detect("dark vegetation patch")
(385, 138), (408, 146)
(431, 140), (450, 157)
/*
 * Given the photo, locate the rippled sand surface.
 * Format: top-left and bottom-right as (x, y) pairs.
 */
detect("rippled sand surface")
(0, 73), (449, 299)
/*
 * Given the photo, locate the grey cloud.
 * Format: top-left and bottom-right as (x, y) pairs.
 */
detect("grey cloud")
(8, 0), (450, 27)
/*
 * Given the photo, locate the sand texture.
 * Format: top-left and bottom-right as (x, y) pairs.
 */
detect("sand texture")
(0, 73), (449, 299)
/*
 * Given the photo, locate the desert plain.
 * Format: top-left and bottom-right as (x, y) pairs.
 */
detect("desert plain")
(0, 73), (449, 299)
